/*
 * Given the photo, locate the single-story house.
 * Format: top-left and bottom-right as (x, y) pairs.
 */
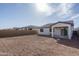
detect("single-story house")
(38, 20), (74, 39)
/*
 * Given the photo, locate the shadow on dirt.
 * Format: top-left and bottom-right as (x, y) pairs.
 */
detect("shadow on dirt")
(38, 34), (79, 49)
(55, 31), (79, 49)
(38, 35), (52, 38)
(57, 38), (79, 49)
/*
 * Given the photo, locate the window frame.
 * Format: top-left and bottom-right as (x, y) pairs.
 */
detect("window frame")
(40, 29), (43, 32)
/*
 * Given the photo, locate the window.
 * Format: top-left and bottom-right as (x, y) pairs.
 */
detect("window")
(40, 29), (43, 32)
(50, 28), (52, 32)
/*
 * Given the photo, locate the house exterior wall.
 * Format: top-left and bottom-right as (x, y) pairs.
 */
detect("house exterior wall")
(51, 23), (73, 39)
(38, 28), (50, 36)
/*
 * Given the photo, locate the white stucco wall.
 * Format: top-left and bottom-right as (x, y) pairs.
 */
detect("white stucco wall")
(51, 23), (74, 39)
(38, 28), (50, 36)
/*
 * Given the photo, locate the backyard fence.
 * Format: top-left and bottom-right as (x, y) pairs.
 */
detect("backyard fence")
(0, 29), (37, 38)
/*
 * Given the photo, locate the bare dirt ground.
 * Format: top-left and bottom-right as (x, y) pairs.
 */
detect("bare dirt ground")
(0, 35), (79, 56)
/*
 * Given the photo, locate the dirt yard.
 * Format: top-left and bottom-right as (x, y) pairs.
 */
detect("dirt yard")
(0, 35), (79, 56)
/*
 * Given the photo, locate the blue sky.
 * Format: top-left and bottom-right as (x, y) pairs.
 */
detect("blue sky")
(0, 3), (79, 29)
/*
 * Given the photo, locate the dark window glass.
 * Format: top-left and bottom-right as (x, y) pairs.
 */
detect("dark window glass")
(50, 28), (52, 32)
(29, 28), (32, 30)
(40, 29), (43, 32)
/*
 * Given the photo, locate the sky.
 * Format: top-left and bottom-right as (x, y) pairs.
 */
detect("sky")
(0, 3), (79, 29)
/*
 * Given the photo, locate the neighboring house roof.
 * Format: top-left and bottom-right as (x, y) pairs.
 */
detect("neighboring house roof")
(26, 25), (40, 29)
(40, 20), (74, 28)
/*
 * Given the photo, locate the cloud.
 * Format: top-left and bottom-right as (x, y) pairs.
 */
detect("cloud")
(35, 3), (74, 18)
(67, 14), (79, 20)
(35, 3), (77, 24)
(46, 3), (74, 18)
(57, 3), (74, 18)
(43, 4), (55, 16)
(60, 3), (73, 14)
